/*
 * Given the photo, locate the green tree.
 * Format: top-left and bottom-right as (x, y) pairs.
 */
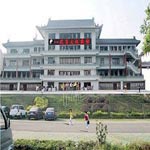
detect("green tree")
(34, 96), (48, 110)
(140, 3), (150, 54)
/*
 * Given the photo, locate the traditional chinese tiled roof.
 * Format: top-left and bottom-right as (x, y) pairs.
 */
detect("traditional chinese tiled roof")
(3, 40), (44, 48)
(96, 38), (140, 45)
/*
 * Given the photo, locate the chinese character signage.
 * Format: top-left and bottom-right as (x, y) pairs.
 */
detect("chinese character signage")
(48, 38), (91, 45)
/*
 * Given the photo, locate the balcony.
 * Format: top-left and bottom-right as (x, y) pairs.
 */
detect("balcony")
(0, 77), (41, 83)
(4, 53), (30, 58)
(99, 75), (144, 82)
(3, 66), (30, 71)
(40, 75), (99, 81)
(42, 50), (98, 56)
(97, 64), (125, 69)
(41, 63), (98, 69)
(97, 49), (140, 59)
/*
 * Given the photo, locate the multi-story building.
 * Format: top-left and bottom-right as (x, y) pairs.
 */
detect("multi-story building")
(0, 18), (145, 91)
(0, 49), (4, 75)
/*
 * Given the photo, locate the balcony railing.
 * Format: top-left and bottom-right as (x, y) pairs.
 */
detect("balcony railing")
(0, 77), (41, 82)
(99, 75), (144, 82)
(40, 75), (99, 81)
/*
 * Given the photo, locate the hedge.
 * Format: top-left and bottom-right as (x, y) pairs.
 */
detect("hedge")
(57, 111), (150, 119)
(14, 139), (150, 150)
(92, 111), (109, 119)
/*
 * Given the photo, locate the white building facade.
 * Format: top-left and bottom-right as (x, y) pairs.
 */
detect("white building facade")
(0, 19), (145, 91)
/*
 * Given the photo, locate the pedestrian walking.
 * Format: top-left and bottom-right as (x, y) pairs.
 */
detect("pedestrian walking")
(69, 109), (73, 125)
(138, 85), (141, 93)
(84, 111), (90, 129)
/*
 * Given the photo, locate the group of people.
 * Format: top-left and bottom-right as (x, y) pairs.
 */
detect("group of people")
(69, 109), (90, 130)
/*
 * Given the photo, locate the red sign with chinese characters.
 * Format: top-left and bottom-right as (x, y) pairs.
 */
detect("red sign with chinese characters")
(48, 38), (91, 45)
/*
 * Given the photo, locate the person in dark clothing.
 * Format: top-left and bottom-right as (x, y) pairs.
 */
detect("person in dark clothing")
(84, 111), (90, 129)
(138, 85), (141, 93)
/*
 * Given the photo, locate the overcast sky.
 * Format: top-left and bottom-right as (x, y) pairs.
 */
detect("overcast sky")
(0, 0), (150, 89)
(0, 0), (149, 52)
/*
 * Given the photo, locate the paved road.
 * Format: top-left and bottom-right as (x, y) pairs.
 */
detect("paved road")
(11, 119), (150, 133)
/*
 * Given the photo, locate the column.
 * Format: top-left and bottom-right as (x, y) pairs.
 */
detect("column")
(81, 82), (84, 90)
(91, 81), (98, 90)
(55, 33), (59, 50)
(43, 81), (48, 87)
(120, 81), (123, 90)
(54, 82), (59, 91)
(92, 32), (96, 50)
(109, 54), (111, 77)
(80, 32), (84, 50)
(44, 69), (48, 76)
(81, 56), (84, 64)
(17, 82), (20, 91)
(45, 33), (48, 51)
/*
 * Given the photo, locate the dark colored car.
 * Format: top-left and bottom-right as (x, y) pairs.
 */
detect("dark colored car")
(28, 107), (43, 120)
(44, 107), (56, 120)
(2, 106), (10, 118)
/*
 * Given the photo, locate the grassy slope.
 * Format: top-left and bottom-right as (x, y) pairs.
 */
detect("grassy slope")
(1, 94), (150, 113)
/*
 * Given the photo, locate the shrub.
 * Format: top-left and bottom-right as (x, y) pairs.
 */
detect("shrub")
(110, 112), (127, 119)
(96, 122), (108, 145)
(145, 112), (150, 118)
(92, 111), (109, 119)
(14, 139), (150, 150)
(129, 112), (144, 119)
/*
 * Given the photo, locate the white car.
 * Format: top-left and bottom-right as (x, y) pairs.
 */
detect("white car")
(9, 105), (26, 119)
(0, 106), (14, 150)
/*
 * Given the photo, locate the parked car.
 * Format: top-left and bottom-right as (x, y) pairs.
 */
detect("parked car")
(2, 106), (10, 118)
(44, 107), (56, 120)
(28, 107), (43, 120)
(9, 104), (26, 119)
(0, 106), (14, 150)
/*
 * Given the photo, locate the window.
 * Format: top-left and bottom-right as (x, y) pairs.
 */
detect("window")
(10, 60), (16, 66)
(84, 33), (91, 38)
(96, 45), (99, 50)
(59, 57), (80, 64)
(84, 70), (91, 75)
(84, 57), (92, 64)
(48, 45), (55, 50)
(118, 46), (122, 51)
(33, 59), (37, 65)
(59, 33), (80, 39)
(48, 57), (55, 64)
(49, 33), (55, 39)
(100, 58), (104, 65)
(59, 71), (80, 76)
(110, 46), (117, 51)
(22, 60), (29, 66)
(33, 59), (40, 65)
(112, 58), (120, 65)
(84, 33), (91, 50)
(48, 70), (55, 75)
(10, 49), (17, 54)
(100, 46), (108, 51)
(48, 33), (56, 50)
(23, 49), (30, 54)
(41, 58), (44, 64)
(34, 47), (37, 53)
